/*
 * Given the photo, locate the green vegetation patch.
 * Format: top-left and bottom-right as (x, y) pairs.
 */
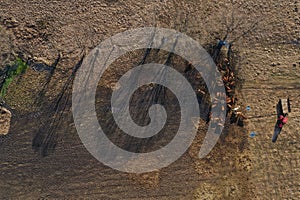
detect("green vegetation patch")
(0, 58), (28, 98)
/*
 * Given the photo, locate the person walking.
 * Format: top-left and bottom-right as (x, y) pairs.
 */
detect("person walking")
(272, 113), (288, 142)
(278, 113), (288, 128)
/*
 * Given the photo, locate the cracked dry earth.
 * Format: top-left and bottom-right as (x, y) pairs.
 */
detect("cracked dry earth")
(0, 0), (299, 199)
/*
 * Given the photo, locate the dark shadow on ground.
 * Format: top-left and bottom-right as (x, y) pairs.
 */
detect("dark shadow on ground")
(272, 121), (282, 143)
(272, 100), (283, 143)
(32, 55), (84, 156)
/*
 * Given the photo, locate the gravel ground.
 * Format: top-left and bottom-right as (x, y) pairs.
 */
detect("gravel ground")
(0, 0), (299, 199)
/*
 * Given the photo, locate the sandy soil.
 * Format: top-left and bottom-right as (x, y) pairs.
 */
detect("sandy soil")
(0, 0), (299, 199)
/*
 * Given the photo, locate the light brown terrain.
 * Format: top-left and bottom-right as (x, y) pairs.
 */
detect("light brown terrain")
(0, 0), (299, 199)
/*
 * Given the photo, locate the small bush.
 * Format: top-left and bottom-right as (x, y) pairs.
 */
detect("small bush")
(0, 58), (28, 97)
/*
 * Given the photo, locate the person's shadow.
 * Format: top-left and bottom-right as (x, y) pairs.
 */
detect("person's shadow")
(272, 100), (284, 142)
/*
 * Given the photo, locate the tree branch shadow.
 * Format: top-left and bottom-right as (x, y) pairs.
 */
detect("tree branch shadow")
(32, 55), (84, 156)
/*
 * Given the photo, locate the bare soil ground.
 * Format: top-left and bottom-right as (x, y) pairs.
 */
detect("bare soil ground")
(0, 0), (299, 199)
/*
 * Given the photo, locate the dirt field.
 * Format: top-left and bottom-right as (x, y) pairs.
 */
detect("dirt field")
(0, 0), (299, 199)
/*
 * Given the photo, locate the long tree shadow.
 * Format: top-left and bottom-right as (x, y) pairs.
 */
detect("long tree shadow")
(32, 55), (84, 156)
